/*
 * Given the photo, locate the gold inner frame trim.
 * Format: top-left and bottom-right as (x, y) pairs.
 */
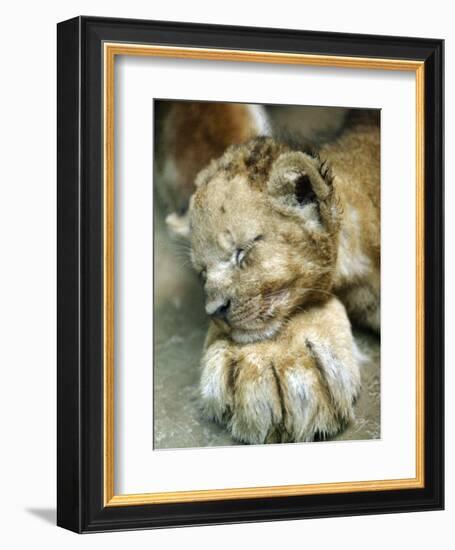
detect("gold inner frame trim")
(103, 43), (425, 507)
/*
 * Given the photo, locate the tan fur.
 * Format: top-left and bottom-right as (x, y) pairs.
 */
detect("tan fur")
(176, 116), (379, 444)
(322, 118), (380, 329)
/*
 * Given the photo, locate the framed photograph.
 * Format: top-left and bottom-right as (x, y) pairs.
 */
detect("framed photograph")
(57, 16), (444, 533)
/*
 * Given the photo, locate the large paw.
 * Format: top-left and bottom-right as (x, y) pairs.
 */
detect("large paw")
(227, 340), (359, 444)
(200, 332), (360, 445)
(226, 349), (320, 444)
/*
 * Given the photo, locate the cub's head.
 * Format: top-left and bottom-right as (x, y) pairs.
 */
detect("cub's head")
(177, 137), (341, 344)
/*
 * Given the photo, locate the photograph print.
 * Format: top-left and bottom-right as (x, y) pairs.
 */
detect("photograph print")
(153, 100), (380, 449)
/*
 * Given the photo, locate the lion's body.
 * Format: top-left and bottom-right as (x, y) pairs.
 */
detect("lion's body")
(323, 116), (380, 330)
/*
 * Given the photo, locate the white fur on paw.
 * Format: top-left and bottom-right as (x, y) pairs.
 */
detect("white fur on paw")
(200, 342), (232, 423)
(230, 390), (279, 444)
(229, 357), (281, 444)
(305, 338), (360, 423)
(282, 368), (320, 441)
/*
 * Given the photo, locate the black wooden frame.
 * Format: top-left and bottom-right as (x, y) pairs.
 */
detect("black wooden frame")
(57, 16), (444, 533)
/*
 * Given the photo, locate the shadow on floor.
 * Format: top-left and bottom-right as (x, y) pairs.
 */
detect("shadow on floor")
(25, 508), (56, 525)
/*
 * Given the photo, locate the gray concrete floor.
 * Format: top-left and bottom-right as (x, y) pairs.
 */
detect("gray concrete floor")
(153, 206), (380, 449)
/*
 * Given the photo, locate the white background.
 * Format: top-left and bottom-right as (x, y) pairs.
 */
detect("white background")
(116, 57), (416, 494)
(0, 1), (451, 548)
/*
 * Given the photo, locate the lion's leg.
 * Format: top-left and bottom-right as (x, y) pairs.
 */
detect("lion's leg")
(200, 300), (361, 445)
(228, 300), (360, 444)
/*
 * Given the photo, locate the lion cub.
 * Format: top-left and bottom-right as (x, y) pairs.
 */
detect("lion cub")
(177, 119), (379, 444)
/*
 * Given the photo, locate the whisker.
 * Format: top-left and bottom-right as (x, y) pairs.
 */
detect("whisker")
(299, 287), (337, 299)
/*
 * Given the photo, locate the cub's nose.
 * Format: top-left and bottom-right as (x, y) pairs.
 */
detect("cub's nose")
(206, 299), (231, 320)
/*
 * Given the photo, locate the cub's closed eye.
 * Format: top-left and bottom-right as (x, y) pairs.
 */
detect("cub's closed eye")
(235, 249), (246, 266)
(234, 235), (263, 267)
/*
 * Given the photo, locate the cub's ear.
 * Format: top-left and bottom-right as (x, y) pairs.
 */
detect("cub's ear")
(267, 151), (337, 229)
(166, 210), (191, 240)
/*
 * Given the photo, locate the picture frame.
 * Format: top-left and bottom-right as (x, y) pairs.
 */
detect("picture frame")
(57, 16), (444, 533)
